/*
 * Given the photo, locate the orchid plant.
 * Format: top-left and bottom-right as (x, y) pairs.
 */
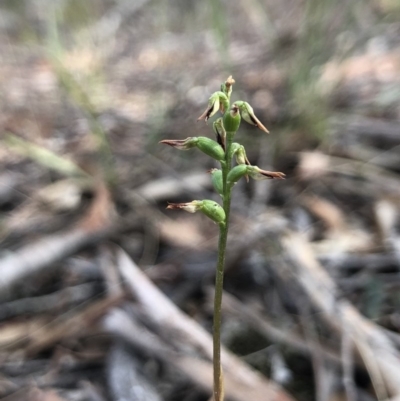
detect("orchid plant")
(161, 76), (285, 401)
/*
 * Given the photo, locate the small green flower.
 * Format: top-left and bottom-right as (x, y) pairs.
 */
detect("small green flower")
(197, 92), (229, 122)
(234, 145), (250, 166)
(234, 101), (269, 133)
(229, 142), (241, 164)
(167, 200), (225, 225)
(232, 144), (251, 182)
(160, 136), (225, 162)
(228, 165), (285, 184)
(247, 166), (285, 180)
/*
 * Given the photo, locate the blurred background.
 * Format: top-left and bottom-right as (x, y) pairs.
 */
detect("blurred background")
(1, 0), (400, 400)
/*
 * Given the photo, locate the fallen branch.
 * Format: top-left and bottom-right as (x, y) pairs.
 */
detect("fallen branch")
(0, 184), (114, 301)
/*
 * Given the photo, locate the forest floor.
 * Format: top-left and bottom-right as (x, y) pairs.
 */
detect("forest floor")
(1, 1), (400, 401)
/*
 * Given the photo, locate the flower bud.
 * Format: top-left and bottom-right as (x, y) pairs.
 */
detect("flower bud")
(220, 75), (235, 99)
(223, 104), (241, 133)
(167, 200), (225, 225)
(209, 168), (223, 197)
(196, 137), (225, 162)
(234, 101), (269, 133)
(197, 92), (228, 122)
(199, 200), (226, 224)
(227, 164), (248, 185)
(213, 118), (226, 150)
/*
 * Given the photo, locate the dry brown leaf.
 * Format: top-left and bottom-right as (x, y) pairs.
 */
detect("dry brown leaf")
(0, 318), (48, 349)
(320, 51), (400, 92)
(29, 388), (66, 401)
(302, 195), (346, 232)
(312, 229), (374, 255)
(302, 195), (374, 254)
(158, 217), (206, 248)
(297, 152), (330, 180)
(36, 179), (83, 212)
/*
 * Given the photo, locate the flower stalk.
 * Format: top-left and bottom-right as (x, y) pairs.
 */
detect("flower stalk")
(161, 76), (284, 401)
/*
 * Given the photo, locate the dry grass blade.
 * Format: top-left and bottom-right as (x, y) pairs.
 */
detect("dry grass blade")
(3, 133), (90, 179)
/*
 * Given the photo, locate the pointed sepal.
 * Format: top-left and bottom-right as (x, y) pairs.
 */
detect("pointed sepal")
(247, 166), (285, 180)
(160, 137), (198, 150)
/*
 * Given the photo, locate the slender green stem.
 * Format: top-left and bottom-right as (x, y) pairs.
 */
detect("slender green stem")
(213, 132), (234, 401)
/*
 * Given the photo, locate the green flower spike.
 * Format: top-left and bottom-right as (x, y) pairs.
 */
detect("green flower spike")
(235, 101), (269, 133)
(163, 77), (285, 401)
(167, 200), (225, 225)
